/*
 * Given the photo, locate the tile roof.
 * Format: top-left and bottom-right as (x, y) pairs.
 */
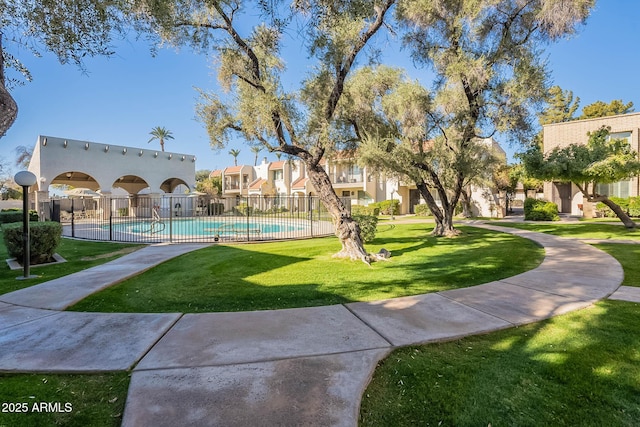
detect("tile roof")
(291, 177), (309, 189)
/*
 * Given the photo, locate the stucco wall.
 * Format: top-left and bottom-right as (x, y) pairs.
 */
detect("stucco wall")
(29, 135), (196, 195)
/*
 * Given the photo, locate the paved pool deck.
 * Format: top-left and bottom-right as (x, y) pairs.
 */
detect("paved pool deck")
(0, 222), (638, 426)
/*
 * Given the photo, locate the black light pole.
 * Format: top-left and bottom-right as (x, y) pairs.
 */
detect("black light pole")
(14, 171), (37, 280)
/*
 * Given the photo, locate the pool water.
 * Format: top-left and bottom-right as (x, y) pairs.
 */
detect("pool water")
(111, 219), (304, 236)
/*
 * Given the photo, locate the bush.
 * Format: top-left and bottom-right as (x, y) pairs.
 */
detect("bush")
(0, 210), (38, 224)
(352, 205), (380, 216)
(2, 221), (62, 264)
(414, 204), (431, 216)
(524, 198), (559, 221)
(596, 197), (640, 218)
(369, 199), (399, 215)
(353, 213), (378, 243)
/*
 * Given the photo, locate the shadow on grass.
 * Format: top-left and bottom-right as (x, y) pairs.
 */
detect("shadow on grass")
(361, 300), (640, 426)
(68, 225), (543, 313)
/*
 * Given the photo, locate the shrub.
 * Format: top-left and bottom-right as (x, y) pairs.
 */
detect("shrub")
(369, 199), (399, 215)
(524, 198), (559, 221)
(2, 221), (62, 264)
(353, 213), (378, 243)
(0, 210), (38, 224)
(414, 204), (431, 216)
(352, 205), (380, 216)
(596, 197), (640, 218)
(629, 197), (640, 217)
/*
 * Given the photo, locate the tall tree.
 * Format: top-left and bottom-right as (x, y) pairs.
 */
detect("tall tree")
(1, 0), (127, 137)
(147, 126), (174, 152)
(133, 0), (395, 262)
(538, 86), (580, 126)
(228, 148), (240, 166)
(521, 126), (640, 228)
(359, 0), (593, 236)
(250, 145), (261, 166)
(580, 99), (634, 120)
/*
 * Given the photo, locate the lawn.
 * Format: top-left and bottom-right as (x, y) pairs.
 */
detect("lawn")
(594, 243), (640, 287)
(493, 221), (640, 240)
(360, 300), (640, 426)
(0, 229), (143, 296)
(0, 372), (129, 427)
(68, 224), (544, 313)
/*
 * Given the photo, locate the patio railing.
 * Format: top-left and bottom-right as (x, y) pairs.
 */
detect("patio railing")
(39, 195), (348, 244)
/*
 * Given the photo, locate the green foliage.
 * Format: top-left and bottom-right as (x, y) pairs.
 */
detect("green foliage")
(580, 99), (634, 119)
(2, 221), (62, 263)
(538, 85), (580, 125)
(351, 205), (380, 216)
(414, 204), (431, 216)
(596, 196), (640, 217)
(368, 200), (398, 215)
(117, 207), (129, 217)
(0, 209), (38, 224)
(524, 198), (560, 221)
(352, 214), (378, 243)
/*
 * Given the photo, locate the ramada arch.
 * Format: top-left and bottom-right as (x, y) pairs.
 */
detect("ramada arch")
(27, 135), (196, 205)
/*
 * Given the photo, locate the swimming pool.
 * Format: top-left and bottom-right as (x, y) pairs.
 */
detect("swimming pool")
(108, 218), (306, 237)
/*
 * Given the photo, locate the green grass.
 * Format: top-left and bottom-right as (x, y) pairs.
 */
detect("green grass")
(360, 300), (640, 426)
(0, 372), (129, 427)
(594, 244), (640, 287)
(68, 224), (544, 313)
(0, 229), (143, 296)
(492, 221), (640, 240)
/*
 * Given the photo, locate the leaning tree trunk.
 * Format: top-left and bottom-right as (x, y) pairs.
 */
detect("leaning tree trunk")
(595, 196), (636, 229)
(306, 163), (370, 262)
(0, 33), (18, 138)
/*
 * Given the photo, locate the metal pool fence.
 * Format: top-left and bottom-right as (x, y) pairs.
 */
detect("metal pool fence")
(39, 195), (346, 243)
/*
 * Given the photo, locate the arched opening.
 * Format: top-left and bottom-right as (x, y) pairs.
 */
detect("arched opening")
(161, 177), (189, 193)
(51, 171), (99, 192)
(112, 175), (150, 195)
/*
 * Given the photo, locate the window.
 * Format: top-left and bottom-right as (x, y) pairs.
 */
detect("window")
(272, 169), (283, 181)
(596, 180), (631, 198)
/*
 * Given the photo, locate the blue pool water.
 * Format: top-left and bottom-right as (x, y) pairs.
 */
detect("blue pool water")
(110, 219), (304, 236)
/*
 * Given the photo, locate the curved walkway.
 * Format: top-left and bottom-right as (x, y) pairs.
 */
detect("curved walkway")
(0, 224), (635, 426)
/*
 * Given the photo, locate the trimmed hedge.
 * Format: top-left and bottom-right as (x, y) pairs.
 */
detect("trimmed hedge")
(2, 221), (62, 264)
(369, 200), (399, 216)
(353, 213), (378, 243)
(352, 205), (381, 216)
(414, 204), (431, 216)
(0, 210), (38, 224)
(524, 198), (560, 221)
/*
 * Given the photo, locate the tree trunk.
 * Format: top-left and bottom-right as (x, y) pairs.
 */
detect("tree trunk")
(305, 163), (370, 262)
(460, 188), (473, 218)
(0, 33), (18, 138)
(596, 196), (636, 228)
(415, 181), (461, 237)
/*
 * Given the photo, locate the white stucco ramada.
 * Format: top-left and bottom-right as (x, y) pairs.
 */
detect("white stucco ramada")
(27, 135), (196, 204)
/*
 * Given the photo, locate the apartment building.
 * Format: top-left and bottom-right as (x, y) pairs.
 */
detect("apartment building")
(210, 138), (506, 217)
(542, 112), (640, 216)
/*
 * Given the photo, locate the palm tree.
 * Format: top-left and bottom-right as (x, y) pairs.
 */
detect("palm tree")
(250, 146), (261, 166)
(148, 126), (174, 152)
(229, 148), (241, 166)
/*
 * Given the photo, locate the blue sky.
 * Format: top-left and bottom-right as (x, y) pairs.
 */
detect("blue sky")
(1, 1), (639, 174)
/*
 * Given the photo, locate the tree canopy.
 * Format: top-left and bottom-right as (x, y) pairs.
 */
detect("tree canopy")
(580, 99), (634, 120)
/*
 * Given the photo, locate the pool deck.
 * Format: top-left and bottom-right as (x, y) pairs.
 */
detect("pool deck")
(0, 222), (638, 426)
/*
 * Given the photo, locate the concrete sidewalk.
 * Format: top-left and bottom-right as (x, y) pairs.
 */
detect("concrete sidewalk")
(0, 224), (634, 426)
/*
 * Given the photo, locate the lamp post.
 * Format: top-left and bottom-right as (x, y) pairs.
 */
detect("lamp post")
(14, 171), (37, 280)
